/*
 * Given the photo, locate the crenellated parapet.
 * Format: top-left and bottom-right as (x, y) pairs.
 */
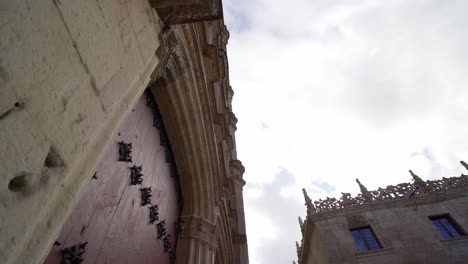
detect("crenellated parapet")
(303, 161), (468, 216)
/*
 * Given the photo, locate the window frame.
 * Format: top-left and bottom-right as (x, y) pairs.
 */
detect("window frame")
(350, 226), (383, 252)
(429, 214), (466, 240)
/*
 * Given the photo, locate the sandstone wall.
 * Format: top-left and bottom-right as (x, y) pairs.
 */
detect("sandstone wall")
(0, 0), (163, 263)
(306, 192), (468, 264)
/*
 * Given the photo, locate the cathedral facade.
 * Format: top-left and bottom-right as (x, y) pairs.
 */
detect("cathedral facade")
(0, 0), (248, 263)
(297, 162), (468, 264)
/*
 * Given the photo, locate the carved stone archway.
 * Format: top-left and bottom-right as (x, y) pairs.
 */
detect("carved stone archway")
(148, 18), (248, 263)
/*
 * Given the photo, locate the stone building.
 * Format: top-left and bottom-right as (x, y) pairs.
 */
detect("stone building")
(296, 162), (468, 264)
(0, 1), (248, 264)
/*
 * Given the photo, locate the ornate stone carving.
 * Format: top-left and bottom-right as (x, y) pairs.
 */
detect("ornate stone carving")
(180, 216), (217, 247)
(356, 178), (373, 201)
(152, 0), (223, 25)
(295, 241), (302, 263)
(302, 188), (316, 216)
(346, 214), (366, 229)
(308, 173), (468, 214)
(298, 216), (304, 235)
(150, 29), (179, 83)
(409, 170), (430, 193)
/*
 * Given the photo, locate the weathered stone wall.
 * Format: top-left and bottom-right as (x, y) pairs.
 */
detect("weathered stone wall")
(0, 0), (163, 263)
(304, 191), (468, 264)
(303, 221), (329, 264)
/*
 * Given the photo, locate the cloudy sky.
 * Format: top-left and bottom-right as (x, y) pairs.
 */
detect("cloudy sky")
(222, 0), (468, 263)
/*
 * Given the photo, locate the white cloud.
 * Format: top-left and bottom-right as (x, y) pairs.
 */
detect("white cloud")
(224, 0), (468, 262)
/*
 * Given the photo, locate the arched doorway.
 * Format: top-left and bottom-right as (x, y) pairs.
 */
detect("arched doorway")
(43, 90), (182, 264)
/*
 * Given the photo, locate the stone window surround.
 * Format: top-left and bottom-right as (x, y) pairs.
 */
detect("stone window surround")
(429, 213), (466, 239)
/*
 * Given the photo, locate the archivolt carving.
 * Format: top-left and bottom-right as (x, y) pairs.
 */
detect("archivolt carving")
(149, 19), (247, 263)
(180, 216), (217, 247)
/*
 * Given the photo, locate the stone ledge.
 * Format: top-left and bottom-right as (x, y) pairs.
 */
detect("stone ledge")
(151, 0), (223, 25)
(355, 247), (394, 258)
(440, 235), (468, 245)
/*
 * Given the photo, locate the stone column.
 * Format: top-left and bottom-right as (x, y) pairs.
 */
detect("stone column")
(176, 216), (217, 264)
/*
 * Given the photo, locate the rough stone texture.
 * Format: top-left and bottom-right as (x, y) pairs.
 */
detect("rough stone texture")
(0, 0), (162, 263)
(0, 1), (248, 264)
(300, 190), (468, 264)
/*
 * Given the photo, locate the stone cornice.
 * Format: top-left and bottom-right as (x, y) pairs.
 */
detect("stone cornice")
(150, 0), (223, 25)
(308, 172), (468, 216)
(310, 188), (468, 221)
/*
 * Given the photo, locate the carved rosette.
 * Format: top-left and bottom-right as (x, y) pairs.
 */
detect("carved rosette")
(180, 216), (217, 248)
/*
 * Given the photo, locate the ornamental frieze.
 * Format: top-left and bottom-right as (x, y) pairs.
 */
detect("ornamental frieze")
(302, 161), (468, 215)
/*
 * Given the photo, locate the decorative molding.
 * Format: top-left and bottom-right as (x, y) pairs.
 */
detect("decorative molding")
(150, 29), (179, 84)
(152, 0), (223, 25)
(147, 19), (248, 263)
(346, 214), (366, 229)
(307, 173), (468, 215)
(180, 216), (217, 247)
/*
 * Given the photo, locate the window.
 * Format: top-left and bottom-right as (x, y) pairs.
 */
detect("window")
(350, 226), (382, 252)
(429, 215), (465, 239)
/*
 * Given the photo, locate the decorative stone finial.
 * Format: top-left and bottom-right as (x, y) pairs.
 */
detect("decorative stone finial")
(302, 188), (315, 215)
(461, 161), (468, 171)
(356, 178), (373, 201)
(409, 170), (429, 193)
(293, 261), (296, 264)
(302, 188), (311, 204)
